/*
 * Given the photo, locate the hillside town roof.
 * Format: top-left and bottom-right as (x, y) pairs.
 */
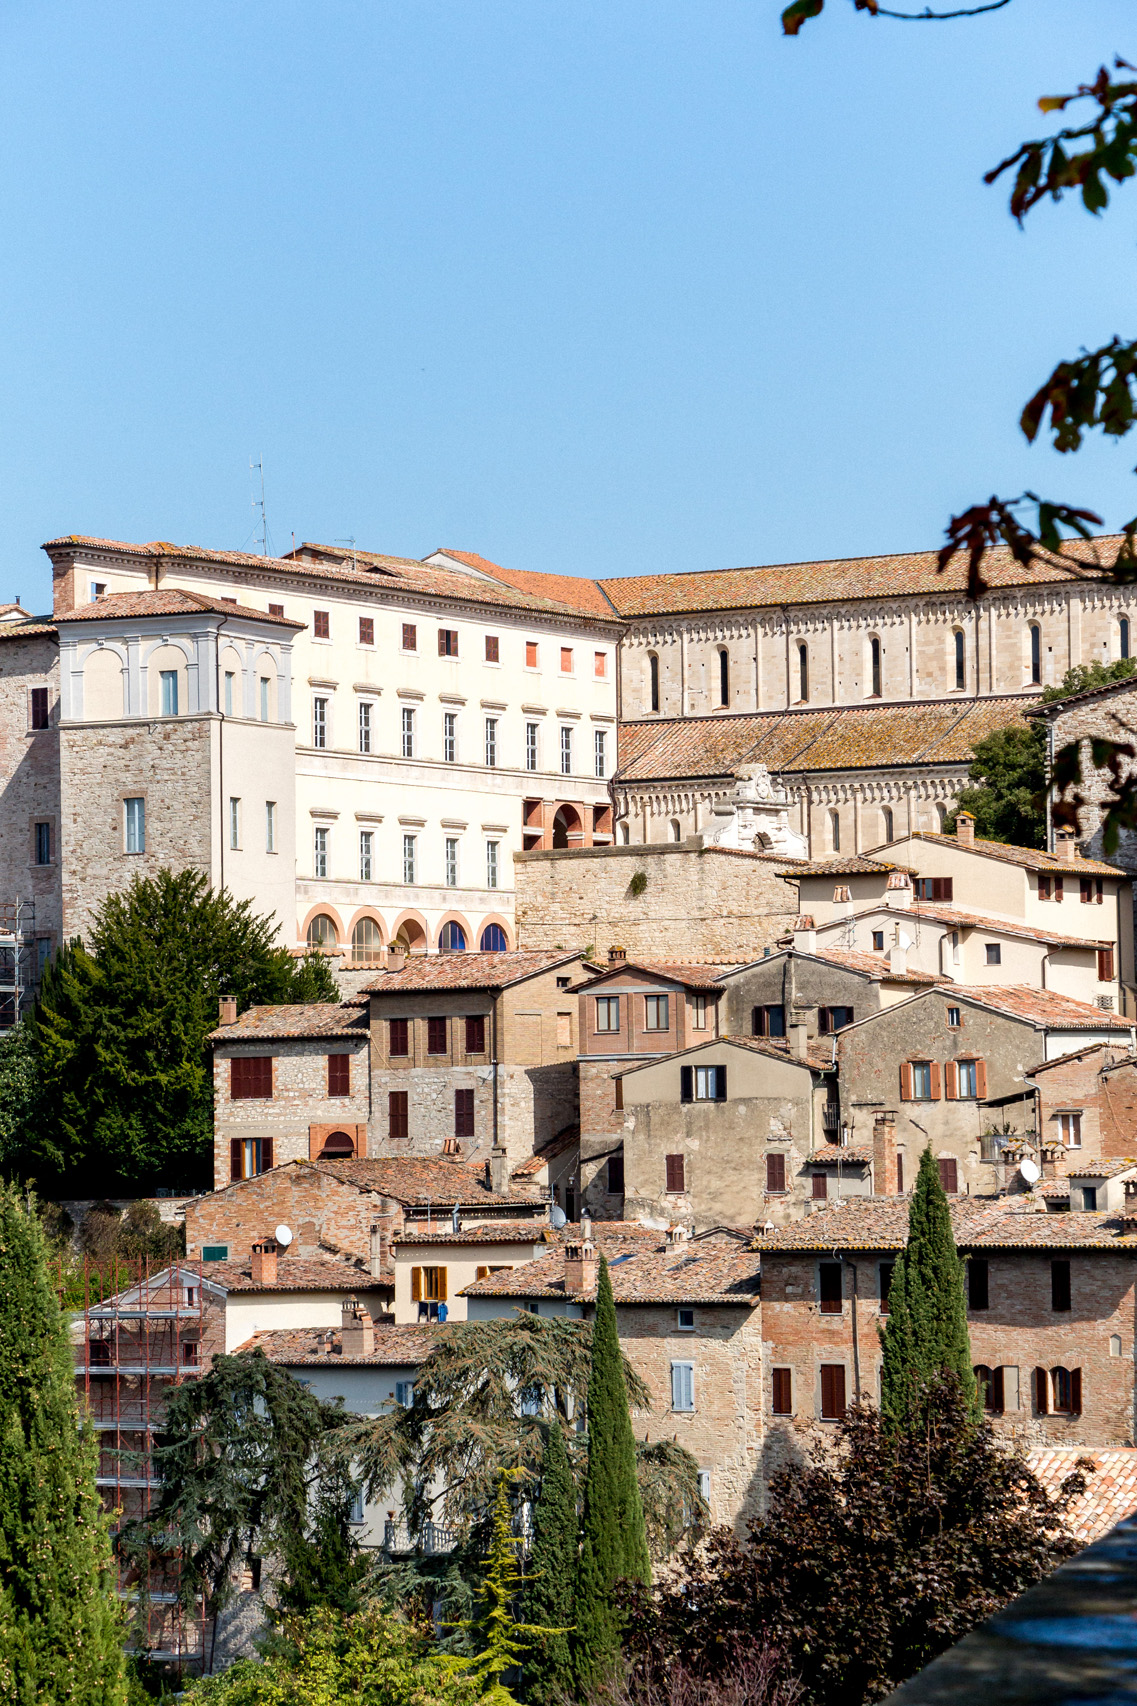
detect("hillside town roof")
(237, 1323), (440, 1366)
(811, 946), (946, 985)
(816, 902), (1114, 953)
(905, 830), (1126, 878)
(428, 549), (620, 619)
(207, 1001), (369, 1043)
(393, 1226), (556, 1246)
(784, 857), (913, 877)
(309, 1156), (548, 1208)
(583, 959), (734, 990)
(53, 588), (305, 628)
(753, 1197), (1137, 1252)
(0, 618), (56, 640)
(204, 1254), (387, 1292)
(935, 984), (1135, 1033)
(1029, 672), (1137, 719)
(362, 949), (581, 993)
(614, 1032), (836, 1076)
(808, 1144), (874, 1165)
(1029, 1450), (1137, 1545)
(463, 1227), (762, 1305)
(511, 1127), (581, 1179)
(615, 696), (1041, 785)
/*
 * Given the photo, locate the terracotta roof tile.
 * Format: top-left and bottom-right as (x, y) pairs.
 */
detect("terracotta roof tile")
(812, 946), (946, 985)
(930, 984), (1134, 1033)
(53, 587), (305, 628)
(583, 960), (735, 990)
(310, 1155), (548, 1208)
(1068, 1158), (1137, 1179)
(363, 949), (581, 993)
(428, 549), (619, 619)
(754, 1197), (1137, 1252)
(207, 1001), (369, 1043)
(394, 1225), (556, 1246)
(238, 1322), (440, 1366)
(0, 621), (56, 641)
(1028, 1450), (1137, 1545)
(817, 902), (1114, 952)
(808, 1144), (874, 1164)
(782, 856), (913, 877)
(615, 1032), (836, 1077)
(463, 1228), (762, 1304)
(908, 831), (1125, 878)
(1030, 672), (1137, 718)
(207, 1254), (387, 1292)
(511, 1128), (580, 1178)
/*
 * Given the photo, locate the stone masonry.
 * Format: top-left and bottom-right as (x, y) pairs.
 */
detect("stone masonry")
(0, 625), (62, 979)
(211, 1034), (372, 1190)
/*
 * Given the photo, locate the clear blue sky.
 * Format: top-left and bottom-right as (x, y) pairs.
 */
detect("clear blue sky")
(2, 0), (1134, 609)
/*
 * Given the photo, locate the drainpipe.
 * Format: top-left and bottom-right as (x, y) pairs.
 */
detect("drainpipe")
(834, 1250), (861, 1402)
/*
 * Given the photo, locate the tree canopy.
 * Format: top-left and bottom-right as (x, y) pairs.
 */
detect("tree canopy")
(880, 1148), (975, 1428)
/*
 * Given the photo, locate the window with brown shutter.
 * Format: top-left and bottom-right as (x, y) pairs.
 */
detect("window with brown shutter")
(1040, 873), (1052, 901)
(427, 1017), (448, 1055)
(974, 1059), (988, 1100)
(389, 1018), (410, 1057)
(411, 1266), (422, 1302)
(485, 635), (500, 662)
(438, 628), (459, 657)
(231, 1056), (273, 1099)
(929, 1061), (942, 1099)
(812, 1172), (828, 1201)
(819, 1262), (843, 1314)
(896, 1153), (904, 1193)
(313, 610), (330, 639)
(820, 1365), (846, 1420)
(402, 623), (417, 651)
(766, 1153), (787, 1194)
(422, 1266), (447, 1302)
(29, 687), (49, 729)
(1054, 874), (1064, 903)
(899, 1062), (914, 1100)
(974, 1365), (1004, 1414)
(328, 1054), (350, 1097)
(525, 641), (538, 668)
(389, 1091), (409, 1139)
(465, 1015), (486, 1054)
(1070, 1367), (1083, 1414)
(772, 1368), (793, 1415)
(1033, 1366), (1049, 1414)
(230, 1137), (242, 1182)
(268, 602), (284, 617)
(359, 616), (374, 645)
(665, 1154), (685, 1193)
(614, 1077), (624, 1111)
(455, 1088), (475, 1138)
(1099, 947), (1115, 981)
(937, 1157), (958, 1194)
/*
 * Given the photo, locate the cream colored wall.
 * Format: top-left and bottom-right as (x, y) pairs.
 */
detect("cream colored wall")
(392, 1240), (546, 1324)
(218, 719), (297, 933)
(223, 1285), (390, 1351)
(82, 647), (125, 718)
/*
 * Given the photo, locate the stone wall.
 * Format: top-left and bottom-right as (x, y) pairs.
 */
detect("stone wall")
(0, 630), (62, 980)
(212, 1037), (372, 1190)
(369, 1061), (577, 1169)
(514, 843), (799, 962)
(579, 1059), (629, 1219)
(185, 1161), (386, 1267)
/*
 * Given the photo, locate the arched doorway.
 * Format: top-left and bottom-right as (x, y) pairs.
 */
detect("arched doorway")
(318, 1130), (356, 1159)
(394, 918), (427, 954)
(552, 805), (583, 850)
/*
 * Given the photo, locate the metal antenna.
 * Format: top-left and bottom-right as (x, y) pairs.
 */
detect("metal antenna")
(250, 457), (269, 556)
(335, 535), (357, 572)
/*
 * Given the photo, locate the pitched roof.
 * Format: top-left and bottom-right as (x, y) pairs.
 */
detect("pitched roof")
(1027, 1042), (1128, 1077)
(935, 984), (1134, 1033)
(462, 1227), (762, 1304)
(0, 618), (56, 641)
(906, 831), (1125, 878)
(206, 1254), (388, 1292)
(808, 1144), (874, 1165)
(1067, 1158), (1137, 1180)
(362, 949), (581, 993)
(812, 946), (946, 985)
(207, 1001), (369, 1043)
(815, 901), (1114, 952)
(309, 1156), (548, 1208)
(289, 541), (617, 622)
(615, 696), (1040, 784)
(237, 1323), (439, 1366)
(53, 587), (305, 628)
(427, 549), (619, 619)
(786, 857), (912, 877)
(511, 1127), (580, 1179)
(1029, 672), (1137, 719)
(1028, 1450), (1137, 1545)
(598, 536), (1121, 618)
(754, 1196), (1137, 1252)
(582, 959), (734, 990)
(615, 1031), (836, 1076)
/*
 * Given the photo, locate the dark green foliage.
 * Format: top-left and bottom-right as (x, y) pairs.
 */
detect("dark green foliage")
(0, 1181), (126, 1705)
(944, 722), (1047, 849)
(520, 1426), (576, 1706)
(276, 1460), (369, 1617)
(881, 1149), (975, 1428)
(1041, 657), (1137, 704)
(572, 1257), (651, 1693)
(14, 869), (337, 1195)
(0, 1022), (38, 1173)
(623, 1378), (1087, 1706)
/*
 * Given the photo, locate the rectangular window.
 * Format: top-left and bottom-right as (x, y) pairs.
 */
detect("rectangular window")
(692, 1064), (727, 1101)
(766, 1152), (787, 1194)
(1058, 1111), (1082, 1147)
(359, 616), (374, 646)
(1039, 873), (1051, 900)
(595, 729), (607, 778)
(485, 634), (499, 662)
(259, 677), (270, 721)
(202, 1245), (229, 1262)
(313, 610), (330, 639)
(328, 1054), (350, 1097)
(29, 687), (49, 729)
(879, 1261), (895, 1313)
(443, 712), (457, 763)
(267, 602), (284, 618)
(692, 993), (708, 1030)
(525, 722), (539, 771)
(671, 1361), (694, 1412)
(265, 801), (276, 853)
(595, 650), (607, 679)
(124, 797), (145, 854)
(359, 831), (373, 881)
(560, 646), (574, 673)
(389, 1018), (410, 1057)
(1052, 1259), (1071, 1312)
(772, 1368), (792, 1416)
(395, 1380), (415, 1408)
(819, 1365), (847, 1421)
(313, 697), (328, 748)
(560, 727), (572, 775)
(812, 1171), (828, 1200)
(160, 670), (179, 716)
(224, 671), (235, 716)
(872, 930), (885, 951)
(937, 1157), (959, 1194)
(902, 1061), (938, 1100)
(607, 1154), (624, 1193)
(968, 1258), (989, 1311)
(229, 797), (240, 850)
(957, 1059), (977, 1099)
(402, 623), (417, 651)
(947, 1006), (961, 1028)
(485, 718), (498, 767)
(644, 994), (669, 1031)
(388, 1090), (409, 1138)
(403, 834), (416, 883)
(486, 841), (499, 889)
(427, 1017), (448, 1055)
(1099, 947), (1116, 981)
(465, 1015), (486, 1054)
(455, 1088), (475, 1138)
(445, 838), (459, 887)
(665, 1153), (685, 1193)
(314, 826), (329, 878)
(359, 701), (372, 753)
(819, 1262), (843, 1314)
(1082, 1185), (1098, 1211)
(90, 580), (107, 600)
(985, 943), (1002, 965)
(596, 996), (620, 1032)
(438, 628), (459, 657)
(914, 877), (953, 902)
(230, 1136), (272, 1180)
(34, 822), (51, 865)
(752, 1004), (786, 1038)
(818, 1006), (855, 1034)
(401, 707), (415, 758)
(231, 1056), (273, 1099)
(526, 641), (539, 668)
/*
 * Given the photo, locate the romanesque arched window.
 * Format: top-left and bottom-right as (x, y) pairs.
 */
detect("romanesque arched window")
(829, 810), (840, 852)
(954, 629), (965, 691)
(670, 819), (682, 842)
(648, 653), (660, 713)
(718, 648), (729, 707)
(798, 643), (809, 704)
(1029, 624), (1042, 684)
(1121, 616), (1131, 661)
(869, 636), (882, 699)
(883, 806), (894, 843)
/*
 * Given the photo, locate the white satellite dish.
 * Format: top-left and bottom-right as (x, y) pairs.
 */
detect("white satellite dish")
(1019, 1159), (1041, 1186)
(550, 1206), (568, 1230)
(898, 929), (913, 950)
(275, 1223), (294, 1247)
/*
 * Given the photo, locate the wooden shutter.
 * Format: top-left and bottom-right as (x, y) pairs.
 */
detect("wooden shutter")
(752, 1006), (767, 1037)
(812, 1172), (828, 1200)
(899, 1062), (914, 1101)
(929, 1061), (942, 1100)
(261, 1136), (273, 1172)
(230, 1138), (242, 1182)
(1099, 947), (1115, 981)
(1033, 1367), (1049, 1414)
(896, 1153), (904, 1193)
(680, 1066), (693, 1103)
(772, 1368), (792, 1415)
(411, 1267), (422, 1303)
(766, 1153), (786, 1194)
(328, 1054), (350, 1096)
(937, 1157), (958, 1194)
(1071, 1367), (1083, 1414)
(715, 1065), (727, 1101)
(437, 1267), (448, 1303)
(991, 1365), (1005, 1414)
(974, 1058), (988, 1099)
(820, 1365), (846, 1420)
(944, 1060), (958, 1100)
(614, 1077), (624, 1111)
(1054, 875), (1064, 903)
(666, 1154), (685, 1192)
(389, 1091), (408, 1139)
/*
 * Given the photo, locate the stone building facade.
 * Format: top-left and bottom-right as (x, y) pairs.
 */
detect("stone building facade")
(0, 613), (61, 1004)
(1028, 1045), (1137, 1164)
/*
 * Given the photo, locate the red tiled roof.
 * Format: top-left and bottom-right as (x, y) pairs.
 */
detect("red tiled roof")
(785, 857), (913, 877)
(511, 1128), (580, 1178)
(754, 1196), (1137, 1251)
(936, 984), (1134, 1033)
(207, 1001), (369, 1043)
(207, 1254), (387, 1292)
(428, 549), (619, 619)
(907, 831), (1125, 879)
(1030, 671), (1137, 719)
(463, 1228), (762, 1304)
(812, 946), (946, 985)
(1067, 1158), (1137, 1179)
(310, 1156), (548, 1208)
(816, 902), (1114, 953)
(599, 536), (1122, 618)
(615, 1032), (836, 1076)
(53, 588), (305, 628)
(290, 541), (616, 622)
(394, 1225), (555, 1245)
(616, 696), (1041, 784)
(363, 949), (582, 993)
(808, 1144), (874, 1165)
(581, 960), (734, 991)
(1028, 1450), (1137, 1545)
(0, 620), (56, 641)
(238, 1323), (440, 1366)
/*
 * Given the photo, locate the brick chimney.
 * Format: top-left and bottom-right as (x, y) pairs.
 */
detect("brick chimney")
(218, 995), (238, 1025)
(250, 1239), (278, 1285)
(955, 811), (976, 848)
(564, 1219), (597, 1293)
(387, 947), (406, 974)
(341, 1297), (374, 1358)
(792, 914), (816, 955)
(608, 945), (627, 964)
(1055, 826), (1078, 864)
(872, 1110), (898, 1195)
(885, 871), (912, 910)
(369, 1221), (389, 1279)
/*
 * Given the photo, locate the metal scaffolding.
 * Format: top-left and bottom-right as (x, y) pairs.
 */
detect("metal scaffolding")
(0, 897), (36, 1029)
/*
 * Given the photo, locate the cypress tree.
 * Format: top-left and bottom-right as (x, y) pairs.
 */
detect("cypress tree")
(881, 1147), (976, 1427)
(520, 1425), (576, 1706)
(572, 1256), (650, 1692)
(0, 1182), (126, 1704)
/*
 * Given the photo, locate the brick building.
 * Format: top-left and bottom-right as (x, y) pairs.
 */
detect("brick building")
(1028, 1045), (1137, 1164)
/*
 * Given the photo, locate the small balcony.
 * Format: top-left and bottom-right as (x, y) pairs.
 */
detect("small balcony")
(383, 1520), (456, 1556)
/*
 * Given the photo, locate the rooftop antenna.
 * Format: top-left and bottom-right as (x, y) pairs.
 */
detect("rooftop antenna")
(335, 535), (358, 572)
(250, 457), (269, 556)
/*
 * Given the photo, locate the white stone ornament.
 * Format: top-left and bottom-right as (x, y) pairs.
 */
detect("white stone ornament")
(704, 764), (808, 859)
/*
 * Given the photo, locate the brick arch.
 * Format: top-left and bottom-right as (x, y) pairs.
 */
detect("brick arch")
(299, 901), (345, 950)
(435, 910), (474, 952)
(477, 912), (514, 952)
(391, 909), (429, 953)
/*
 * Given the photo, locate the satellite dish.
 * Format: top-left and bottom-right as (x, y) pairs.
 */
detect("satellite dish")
(898, 929), (913, 950)
(1019, 1159), (1041, 1185)
(550, 1206), (568, 1230)
(275, 1224), (294, 1247)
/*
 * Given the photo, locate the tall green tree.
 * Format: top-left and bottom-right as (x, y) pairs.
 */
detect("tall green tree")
(276, 1461), (369, 1618)
(572, 1257), (651, 1693)
(520, 1425), (576, 1706)
(0, 1182), (126, 1705)
(880, 1149), (975, 1429)
(16, 869), (336, 1194)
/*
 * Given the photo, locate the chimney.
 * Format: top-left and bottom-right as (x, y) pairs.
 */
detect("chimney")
(788, 1017), (809, 1061)
(1055, 826), (1078, 864)
(955, 811), (976, 848)
(369, 1221), (389, 1279)
(884, 871), (912, 910)
(250, 1239), (278, 1285)
(564, 1219), (597, 1294)
(792, 914), (816, 955)
(833, 884), (852, 907)
(218, 995), (238, 1026)
(489, 1141), (507, 1195)
(666, 1223), (688, 1247)
(608, 945), (627, 964)
(443, 1136), (460, 1156)
(387, 946), (406, 973)
(340, 1297), (374, 1358)
(872, 1110), (897, 1195)
(887, 926), (908, 977)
